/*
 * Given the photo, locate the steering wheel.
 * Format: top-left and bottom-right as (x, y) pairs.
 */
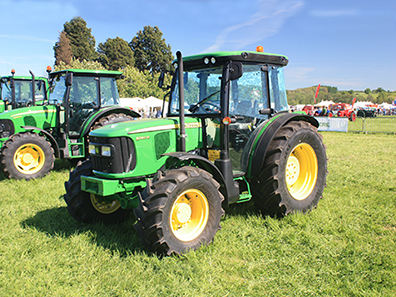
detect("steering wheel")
(81, 101), (97, 108)
(200, 102), (221, 113)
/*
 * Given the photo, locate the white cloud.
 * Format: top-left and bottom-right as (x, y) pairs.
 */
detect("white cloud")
(309, 10), (358, 17)
(202, 0), (304, 52)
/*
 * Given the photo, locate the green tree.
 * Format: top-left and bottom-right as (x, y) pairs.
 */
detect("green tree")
(54, 58), (106, 72)
(117, 65), (171, 99)
(53, 31), (73, 66)
(63, 17), (96, 61)
(97, 37), (134, 70)
(374, 87), (385, 93)
(364, 88), (371, 94)
(129, 26), (174, 74)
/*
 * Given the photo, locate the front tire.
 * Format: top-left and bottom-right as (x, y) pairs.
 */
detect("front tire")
(64, 159), (131, 223)
(134, 166), (224, 255)
(0, 132), (54, 180)
(250, 121), (327, 217)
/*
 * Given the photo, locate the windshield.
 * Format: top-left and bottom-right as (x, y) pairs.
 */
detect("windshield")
(100, 77), (120, 106)
(49, 74), (120, 107)
(169, 66), (222, 116)
(1, 79), (46, 105)
(169, 63), (288, 118)
(49, 74), (67, 104)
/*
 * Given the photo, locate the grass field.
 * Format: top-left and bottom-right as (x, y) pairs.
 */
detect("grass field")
(0, 132), (395, 296)
(348, 116), (396, 133)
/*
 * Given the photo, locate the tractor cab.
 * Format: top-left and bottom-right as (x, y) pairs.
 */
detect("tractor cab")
(0, 69), (49, 112)
(167, 50), (289, 174)
(48, 69), (123, 137)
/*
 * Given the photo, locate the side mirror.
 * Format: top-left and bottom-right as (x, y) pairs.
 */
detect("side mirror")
(65, 73), (73, 87)
(158, 71), (165, 88)
(259, 108), (273, 115)
(229, 62), (243, 81)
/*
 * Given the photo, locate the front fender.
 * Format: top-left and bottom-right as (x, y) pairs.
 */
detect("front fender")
(163, 152), (229, 204)
(21, 126), (60, 158)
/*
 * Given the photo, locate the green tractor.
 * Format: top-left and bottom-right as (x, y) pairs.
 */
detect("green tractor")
(0, 69), (139, 180)
(0, 68), (50, 113)
(64, 49), (328, 255)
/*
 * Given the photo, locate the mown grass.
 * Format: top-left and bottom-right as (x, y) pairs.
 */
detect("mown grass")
(348, 116), (396, 133)
(0, 133), (395, 296)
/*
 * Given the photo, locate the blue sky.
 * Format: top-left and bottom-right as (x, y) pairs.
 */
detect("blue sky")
(1, 0), (395, 91)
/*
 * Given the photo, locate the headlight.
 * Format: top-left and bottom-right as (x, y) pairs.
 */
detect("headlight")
(89, 144), (96, 155)
(101, 146), (111, 157)
(89, 144), (113, 157)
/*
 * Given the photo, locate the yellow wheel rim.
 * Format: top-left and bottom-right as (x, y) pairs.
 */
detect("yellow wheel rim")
(170, 189), (209, 242)
(90, 193), (121, 214)
(14, 143), (45, 175)
(286, 143), (318, 200)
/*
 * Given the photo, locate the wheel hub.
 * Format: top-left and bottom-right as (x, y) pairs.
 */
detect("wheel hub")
(170, 189), (209, 242)
(174, 203), (192, 224)
(14, 144), (44, 174)
(90, 193), (121, 214)
(286, 143), (318, 201)
(286, 155), (300, 185)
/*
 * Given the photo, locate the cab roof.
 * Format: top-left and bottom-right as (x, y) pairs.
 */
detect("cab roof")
(178, 50), (289, 69)
(49, 69), (123, 77)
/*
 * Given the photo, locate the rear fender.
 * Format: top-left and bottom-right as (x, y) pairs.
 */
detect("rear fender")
(81, 107), (140, 137)
(245, 113), (318, 178)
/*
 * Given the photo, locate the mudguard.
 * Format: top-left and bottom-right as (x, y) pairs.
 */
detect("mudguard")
(245, 112), (318, 178)
(163, 152), (229, 202)
(21, 125), (60, 158)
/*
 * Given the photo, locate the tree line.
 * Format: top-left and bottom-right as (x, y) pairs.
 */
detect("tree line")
(53, 17), (395, 105)
(53, 17), (173, 99)
(287, 85), (396, 106)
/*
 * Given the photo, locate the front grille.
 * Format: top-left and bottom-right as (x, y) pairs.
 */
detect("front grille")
(154, 131), (171, 160)
(90, 136), (136, 174)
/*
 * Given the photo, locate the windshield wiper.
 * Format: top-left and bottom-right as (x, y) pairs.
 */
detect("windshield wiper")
(188, 90), (220, 113)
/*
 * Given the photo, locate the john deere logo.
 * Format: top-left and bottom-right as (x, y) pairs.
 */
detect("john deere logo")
(136, 136), (150, 141)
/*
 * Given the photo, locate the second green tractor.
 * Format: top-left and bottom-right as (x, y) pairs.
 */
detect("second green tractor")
(0, 69), (139, 180)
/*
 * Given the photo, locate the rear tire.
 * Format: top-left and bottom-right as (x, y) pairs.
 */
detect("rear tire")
(91, 113), (133, 130)
(134, 166), (224, 255)
(64, 159), (131, 223)
(0, 132), (54, 180)
(250, 121), (327, 217)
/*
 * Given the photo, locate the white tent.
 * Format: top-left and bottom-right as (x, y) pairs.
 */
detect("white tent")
(314, 100), (334, 107)
(353, 101), (374, 109)
(119, 97), (168, 117)
(378, 102), (393, 109)
(119, 97), (144, 109)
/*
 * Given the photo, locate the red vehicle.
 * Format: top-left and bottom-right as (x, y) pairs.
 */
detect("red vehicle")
(302, 104), (314, 115)
(331, 103), (356, 121)
(302, 105), (332, 117)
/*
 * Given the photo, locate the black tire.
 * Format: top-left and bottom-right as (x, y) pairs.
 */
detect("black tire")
(91, 113), (133, 131)
(134, 166), (224, 255)
(0, 132), (54, 180)
(349, 112), (356, 122)
(250, 121), (327, 217)
(64, 159), (131, 223)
